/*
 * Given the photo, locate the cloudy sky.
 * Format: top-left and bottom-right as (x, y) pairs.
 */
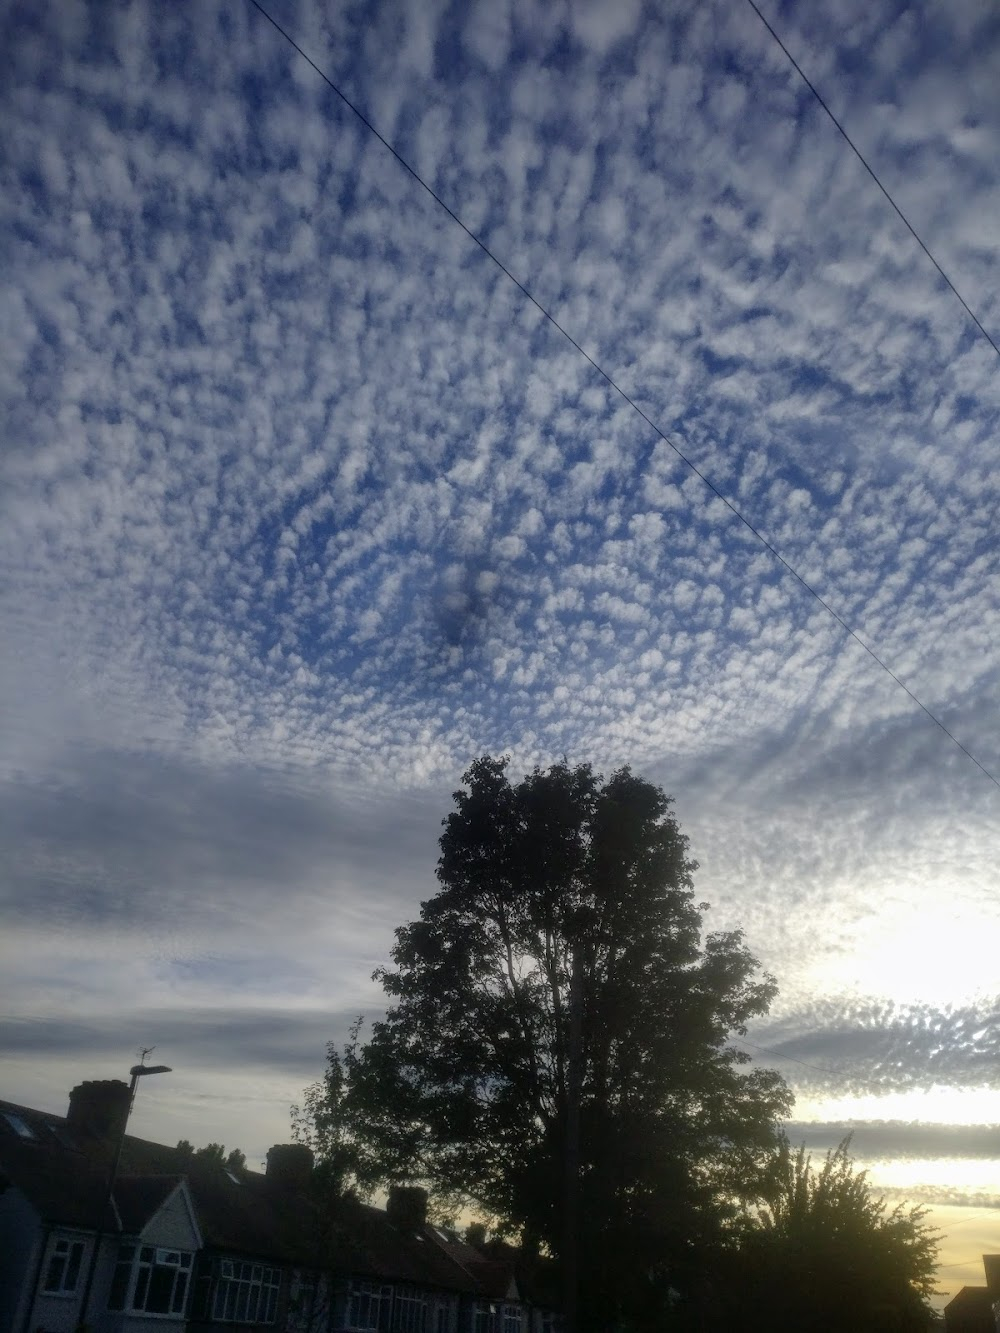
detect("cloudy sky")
(2, 0), (999, 1304)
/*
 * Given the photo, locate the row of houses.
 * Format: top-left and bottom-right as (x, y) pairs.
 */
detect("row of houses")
(0, 1079), (560, 1333)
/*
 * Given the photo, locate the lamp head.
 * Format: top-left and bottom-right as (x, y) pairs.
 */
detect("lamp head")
(129, 1064), (172, 1077)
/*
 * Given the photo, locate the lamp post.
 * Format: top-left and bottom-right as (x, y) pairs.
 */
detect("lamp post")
(74, 1059), (171, 1333)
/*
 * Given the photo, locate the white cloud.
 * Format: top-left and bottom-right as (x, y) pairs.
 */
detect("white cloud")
(2, 1), (1000, 1242)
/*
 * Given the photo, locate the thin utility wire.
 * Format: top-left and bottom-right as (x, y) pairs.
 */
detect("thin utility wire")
(744, 0), (1000, 365)
(733, 1037), (846, 1079)
(945, 1209), (1000, 1229)
(247, 0), (999, 792)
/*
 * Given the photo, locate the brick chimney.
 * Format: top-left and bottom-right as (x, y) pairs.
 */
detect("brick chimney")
(386, 1184), (428, 1232)
(66, 1081), (131, 1144)
(265, 1143), (314, 1190)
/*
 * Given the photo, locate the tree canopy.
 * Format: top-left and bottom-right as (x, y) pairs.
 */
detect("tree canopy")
(175, 1140), (246, 1172)
(304, 756), (791, 1329)
(722, 1135), (939, 1332)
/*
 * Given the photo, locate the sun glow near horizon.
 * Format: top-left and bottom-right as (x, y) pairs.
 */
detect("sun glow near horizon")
(792, 1086), (1000, 1128)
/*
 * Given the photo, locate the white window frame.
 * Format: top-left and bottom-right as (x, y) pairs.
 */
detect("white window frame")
(107, 1242), (193, 1317)
(392, 1287), (426, 1333)
(213, 1259), (281, 1324)
(344, 1280), (393, 1332)
(502, 1304), (522, 1333)
(432, 1297), (453, 1333)
(474, 1302), (497, 1333)
(42, 1236), (86, 1295)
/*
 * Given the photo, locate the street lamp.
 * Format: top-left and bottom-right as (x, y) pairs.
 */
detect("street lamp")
(74, 1059), (171, 1332)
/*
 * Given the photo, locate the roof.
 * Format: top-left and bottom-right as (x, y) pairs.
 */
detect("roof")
(463, 1259), (518, 1301)
(0, 1097), (307, 1257)
(0, 1130), (114, 1230)
(944, 1285), (995, 1321)
(478, 1239), (561, 1308)
(322, 1201), (480, 1292)
(114, 1175), (187, 1234)
(0, 1094), (559, 1308)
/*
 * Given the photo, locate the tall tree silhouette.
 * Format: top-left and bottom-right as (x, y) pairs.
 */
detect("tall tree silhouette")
(314, 756), (790, 1330)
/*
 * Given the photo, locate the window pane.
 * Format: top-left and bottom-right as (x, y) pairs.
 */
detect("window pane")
(378, 1288), (392, 1333)
(146, 1265), (175, 1314)
(134, 1265), (150, 1308)
(109, 1260), (131, 1311)
(172, 1270), (190, 1314)
(65, 1242), (84, 1289)
(43, 1253), (65, 1292)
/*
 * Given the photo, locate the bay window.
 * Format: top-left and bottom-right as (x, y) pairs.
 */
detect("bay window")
(213, 1259), (281, 1323)
(108, 1244), (193, 1316)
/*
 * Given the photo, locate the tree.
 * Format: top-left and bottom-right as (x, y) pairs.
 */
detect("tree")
(722, 1136), (939, 1332)
(291, 1020), (370, 1200)
(174, 1140), (245, 1172)
(316, 756), (791, 1331)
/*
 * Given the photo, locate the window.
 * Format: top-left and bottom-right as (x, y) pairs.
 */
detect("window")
(42, 1237), (85, 1294)
(290, 1270), (322, 1324)
(474, 1303), (496, 1333)
(502, 1306), (522, 1333)
(432, 1299), (453, 1333)
(344, 1281), (393, 1332)
(213, 1260), (281, 1323)
(392, 1288), (426, 1333)
(2, 1110), (36, 1139)
(107, 1243), (193, 1315)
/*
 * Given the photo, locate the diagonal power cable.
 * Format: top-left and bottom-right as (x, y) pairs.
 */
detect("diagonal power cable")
(246, 0), (1000, 791)
(744, 0), (1000, 365)
(732, 1037), (847, 1080)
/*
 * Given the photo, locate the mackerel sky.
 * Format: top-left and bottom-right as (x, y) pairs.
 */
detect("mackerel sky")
(2, 0), (1000, 1290)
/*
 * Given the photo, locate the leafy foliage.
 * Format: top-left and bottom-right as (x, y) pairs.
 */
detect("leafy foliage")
(721, 1135), (939, 1332)
(307, 756), (791, 1329)
(291, 1018), (372, 1200)
(174, 1139), (246, 1172)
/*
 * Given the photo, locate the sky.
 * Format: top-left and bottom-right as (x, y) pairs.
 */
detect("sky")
(2, 0), (999, 1307)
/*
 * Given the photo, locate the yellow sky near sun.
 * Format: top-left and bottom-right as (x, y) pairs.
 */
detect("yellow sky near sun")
(917, 1204), (1000, 1312)
(785, 1087), (1000, 1314)
(794, 1086), (1000, 1126)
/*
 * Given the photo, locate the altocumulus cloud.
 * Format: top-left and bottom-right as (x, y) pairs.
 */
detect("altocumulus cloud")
(1, 0), (1000, 1188)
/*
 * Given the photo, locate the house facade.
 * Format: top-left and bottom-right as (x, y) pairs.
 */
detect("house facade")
(0, 1084), (559, 1333)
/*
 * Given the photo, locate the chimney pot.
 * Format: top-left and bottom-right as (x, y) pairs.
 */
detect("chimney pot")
(465, 1222), (487, 1249)
(386, 1184), (428, 1232)
(66, 1081), (131, 1144)
(265, 1143), (314, 1189)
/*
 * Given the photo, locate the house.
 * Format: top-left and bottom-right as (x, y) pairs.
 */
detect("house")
(0, 1082), (560, 1333)
(942, 1255), (1000, 1333)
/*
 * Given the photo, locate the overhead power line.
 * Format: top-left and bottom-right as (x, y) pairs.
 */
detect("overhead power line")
(246, 0), (1000, 792)
(733, 1037), (846, 1079)
(744, 0), (1000, 365)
